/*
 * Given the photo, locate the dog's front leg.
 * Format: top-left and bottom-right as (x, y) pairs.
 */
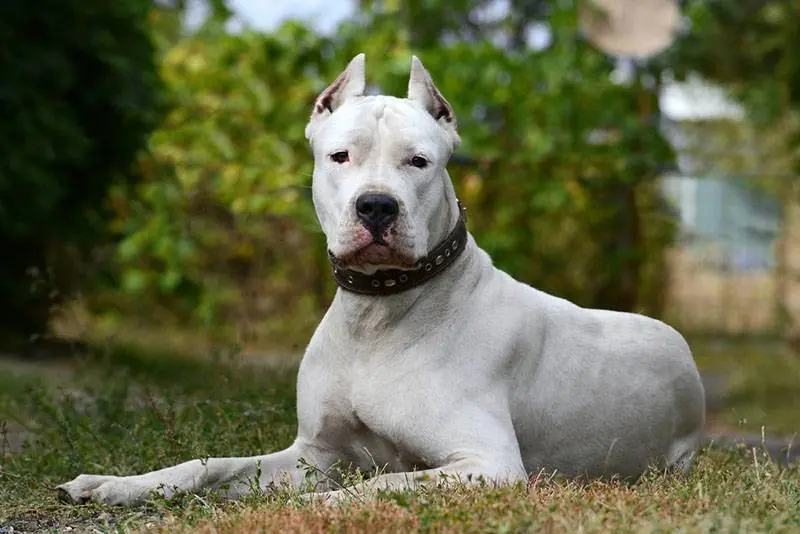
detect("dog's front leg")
(305, 458), (528, 505)
(57, 441), (332, 506)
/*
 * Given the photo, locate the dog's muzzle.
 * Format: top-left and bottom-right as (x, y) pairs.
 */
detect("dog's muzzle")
(328, 200), (468, 296)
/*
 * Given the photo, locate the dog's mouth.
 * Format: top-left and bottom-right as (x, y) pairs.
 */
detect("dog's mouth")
(336, 242), (416, 270)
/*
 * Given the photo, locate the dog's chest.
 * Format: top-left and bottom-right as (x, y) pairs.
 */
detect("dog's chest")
(341, 357), (448, 471)
(344, 419), (430, 473)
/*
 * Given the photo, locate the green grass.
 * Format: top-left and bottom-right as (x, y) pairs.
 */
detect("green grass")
(0, 339), (798, 533)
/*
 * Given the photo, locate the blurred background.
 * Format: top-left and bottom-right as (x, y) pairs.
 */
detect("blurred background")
(1, 1), (799, 436)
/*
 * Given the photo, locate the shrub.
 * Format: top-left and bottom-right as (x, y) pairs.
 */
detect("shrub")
(0, 0), (164, 340)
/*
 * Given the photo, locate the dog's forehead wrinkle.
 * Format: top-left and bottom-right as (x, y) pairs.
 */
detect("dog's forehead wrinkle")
(318, 96), (449, 159)
(355, 95), (434, 128)
(341, 127), (374, 148)
(372, 100), (388, 121)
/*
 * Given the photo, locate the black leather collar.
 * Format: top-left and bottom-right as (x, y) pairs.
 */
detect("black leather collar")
(328, 201), (468, 296)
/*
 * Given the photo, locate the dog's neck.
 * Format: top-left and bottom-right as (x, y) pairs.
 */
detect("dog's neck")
(330, 233), (487, 341)
(326, 183), (478, 340)
(427, 184), (462, 252)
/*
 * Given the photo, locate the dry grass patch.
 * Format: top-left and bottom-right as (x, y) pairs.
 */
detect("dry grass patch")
(161, 501), (421, 534)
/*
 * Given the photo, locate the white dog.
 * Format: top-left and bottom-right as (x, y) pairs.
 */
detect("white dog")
(57, 54), (706, 506)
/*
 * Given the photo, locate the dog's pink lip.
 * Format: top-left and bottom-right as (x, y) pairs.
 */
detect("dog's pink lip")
(337, 243), (416, 269)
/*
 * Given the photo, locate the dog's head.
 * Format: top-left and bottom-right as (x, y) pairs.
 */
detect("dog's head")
(305, 54), (461, 274)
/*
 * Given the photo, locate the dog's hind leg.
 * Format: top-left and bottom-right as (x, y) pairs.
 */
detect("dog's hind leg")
(666, 431), (704, 474)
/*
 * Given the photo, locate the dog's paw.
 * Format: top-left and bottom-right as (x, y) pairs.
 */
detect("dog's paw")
(299, 489), (360, 506)
(57, 474), (117, 504)
(297, 489), (333, 506)
(56, 474), (148, 506)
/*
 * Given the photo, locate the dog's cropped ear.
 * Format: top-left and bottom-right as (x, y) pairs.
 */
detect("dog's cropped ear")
(305, 53), (366, 141)
(408, 56), (460, 149)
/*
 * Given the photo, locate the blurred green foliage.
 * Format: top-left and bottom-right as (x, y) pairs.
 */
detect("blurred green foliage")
(0, 0), (164, 340)
(96, 1), (676, 344)
(105, 23), (334, 335)
(666, 1), (800, 125)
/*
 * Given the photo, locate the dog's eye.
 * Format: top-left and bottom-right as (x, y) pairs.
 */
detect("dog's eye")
(410, 156), (428, 169)
(330, 151), (349, 164)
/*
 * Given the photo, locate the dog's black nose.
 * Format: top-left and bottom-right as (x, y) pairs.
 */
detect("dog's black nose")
(355, 193), (399, 231)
